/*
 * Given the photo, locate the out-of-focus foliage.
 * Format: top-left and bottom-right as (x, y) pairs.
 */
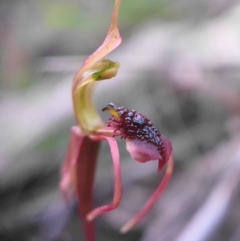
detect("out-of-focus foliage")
(43, 1), (87, 29)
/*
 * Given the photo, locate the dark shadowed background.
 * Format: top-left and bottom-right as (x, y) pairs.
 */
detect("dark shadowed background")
(1, 0), (240, 241)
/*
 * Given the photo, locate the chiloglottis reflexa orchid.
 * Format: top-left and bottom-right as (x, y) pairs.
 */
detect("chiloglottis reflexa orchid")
(59, 1), (173, 241)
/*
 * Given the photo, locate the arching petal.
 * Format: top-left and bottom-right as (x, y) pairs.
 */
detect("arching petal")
(87, 135), (122, 221)
(121, 155), (174, 233)
(72, 0), (122, 134)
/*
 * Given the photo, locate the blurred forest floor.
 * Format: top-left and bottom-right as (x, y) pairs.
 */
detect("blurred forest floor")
(1, 0), (240, 241)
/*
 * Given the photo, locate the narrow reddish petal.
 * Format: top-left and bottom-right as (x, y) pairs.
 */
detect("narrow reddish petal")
(87, 136), (122, 221)
(60, 126), (100, 241)
(121, 155), (174, 233)
(60, 126), (82, 202)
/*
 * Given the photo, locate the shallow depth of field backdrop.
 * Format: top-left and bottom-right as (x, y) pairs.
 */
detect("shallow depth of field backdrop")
(1, 0), (240, 241)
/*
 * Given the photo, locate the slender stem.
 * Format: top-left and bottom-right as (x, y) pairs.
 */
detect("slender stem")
(121, 155), (174, 233)
(87, 136), (122, 221)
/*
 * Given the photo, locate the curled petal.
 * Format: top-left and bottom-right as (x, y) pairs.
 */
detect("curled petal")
(87, 135), (122, 221)
(73, 0), (121, 84)
(72, 0), (122, 134)
(121, 155), (174, 233)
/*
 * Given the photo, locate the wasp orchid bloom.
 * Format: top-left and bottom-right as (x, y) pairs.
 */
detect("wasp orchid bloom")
(59, 0), (173, 240)
(100, 103), (173, 233)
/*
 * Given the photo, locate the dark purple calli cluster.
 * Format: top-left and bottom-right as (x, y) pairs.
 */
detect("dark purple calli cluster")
(103, 103), (172, 171)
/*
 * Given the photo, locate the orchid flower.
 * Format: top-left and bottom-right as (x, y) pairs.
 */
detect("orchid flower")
(59, 0), (173, 241)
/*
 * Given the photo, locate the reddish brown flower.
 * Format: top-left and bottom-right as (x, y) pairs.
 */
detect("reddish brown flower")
(59, 0), (173, 240)
(101, 103), (173, 233)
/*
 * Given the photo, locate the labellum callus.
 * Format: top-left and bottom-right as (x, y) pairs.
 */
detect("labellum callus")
(102, 103), (172, 171)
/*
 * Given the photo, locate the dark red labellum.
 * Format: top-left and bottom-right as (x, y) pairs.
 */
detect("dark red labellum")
(102, 103), (172, 170)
